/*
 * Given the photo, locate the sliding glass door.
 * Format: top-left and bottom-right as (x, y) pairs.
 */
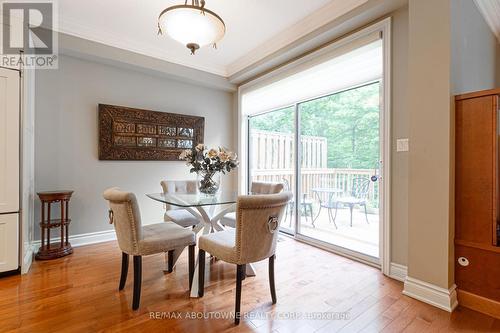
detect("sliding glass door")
(246, 83), (382, 262)
(248, 107), (296, 234)
(297, 83), (381, 260)
(242, 24), (387, 265)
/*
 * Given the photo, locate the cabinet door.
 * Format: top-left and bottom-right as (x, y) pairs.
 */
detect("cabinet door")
(0, 68), (20, 213)
(0, 214), (19, 272)
(455, 95), (497, 245)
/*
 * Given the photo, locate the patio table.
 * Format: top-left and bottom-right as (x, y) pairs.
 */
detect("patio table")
(311, 187), (344, 224)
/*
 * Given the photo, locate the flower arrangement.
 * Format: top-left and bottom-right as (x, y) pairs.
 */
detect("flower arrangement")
(179, 144), (238, 194)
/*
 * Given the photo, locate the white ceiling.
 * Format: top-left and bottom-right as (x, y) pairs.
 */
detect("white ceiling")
(473, 0), (500, 43)
(57, 0), (368, 77)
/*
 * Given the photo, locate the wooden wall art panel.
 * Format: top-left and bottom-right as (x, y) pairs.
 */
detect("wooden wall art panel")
(98, 104), (204, 160)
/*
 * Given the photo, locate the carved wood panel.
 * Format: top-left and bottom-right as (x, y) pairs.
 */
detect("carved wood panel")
(98, 104), (205, 160)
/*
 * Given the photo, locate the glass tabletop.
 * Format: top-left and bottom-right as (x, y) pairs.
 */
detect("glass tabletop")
(146, 191), (238, 208)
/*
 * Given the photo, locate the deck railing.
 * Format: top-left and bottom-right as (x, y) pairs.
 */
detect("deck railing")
(250, 130), (379, 207)
(251, 168), (378, 205)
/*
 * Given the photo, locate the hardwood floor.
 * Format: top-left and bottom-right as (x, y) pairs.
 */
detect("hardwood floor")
(1, 237), (499, 333)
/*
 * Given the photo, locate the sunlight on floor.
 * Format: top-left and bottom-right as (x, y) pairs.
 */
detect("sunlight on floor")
(287, 208), (379, 258)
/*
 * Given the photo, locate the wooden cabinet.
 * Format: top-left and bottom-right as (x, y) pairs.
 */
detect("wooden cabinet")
(455, 88), (500, 317)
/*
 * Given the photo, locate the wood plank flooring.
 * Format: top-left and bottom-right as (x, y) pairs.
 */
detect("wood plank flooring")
(0, 237), (499, 333)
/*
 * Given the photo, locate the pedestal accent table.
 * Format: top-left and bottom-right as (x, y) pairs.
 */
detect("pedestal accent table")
(36, 190), (74, 260)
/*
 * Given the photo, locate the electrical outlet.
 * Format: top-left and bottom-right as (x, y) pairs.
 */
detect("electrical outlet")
(396, 138), (409, 152)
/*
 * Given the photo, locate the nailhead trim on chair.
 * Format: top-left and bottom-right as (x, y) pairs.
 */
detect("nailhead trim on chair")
(235, 202), (287, 264)
(125, 202), (140, 255)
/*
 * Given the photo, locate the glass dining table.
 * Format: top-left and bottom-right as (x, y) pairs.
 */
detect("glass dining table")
(147, 191), (256, 298)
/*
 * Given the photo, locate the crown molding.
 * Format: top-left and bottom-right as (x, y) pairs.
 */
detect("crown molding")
(226, 0), (369, 77)
(58, 32), (236, 92)
(473, 0), (500, 43)
(57, 16), (228, 77)
(54, 0), (369, 79)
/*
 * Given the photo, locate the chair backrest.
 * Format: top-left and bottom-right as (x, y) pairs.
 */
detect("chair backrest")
(103, 188), (142, 255)
(351, 177), (371, 199)
(235, 192), (292, 264)
(250, 181), (284, 194)
(160, 180), (197, 210)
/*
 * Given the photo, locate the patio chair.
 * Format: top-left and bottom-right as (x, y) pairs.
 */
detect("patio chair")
(282, 178), (314, 227)
(332, 177), (371, 227)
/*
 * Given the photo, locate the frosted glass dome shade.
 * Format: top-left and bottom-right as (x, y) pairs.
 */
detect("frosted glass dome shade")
(158, 5), (225, 54)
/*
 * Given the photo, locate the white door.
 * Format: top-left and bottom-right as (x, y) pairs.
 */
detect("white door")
(0, 67), (20, 214)
(0, 214), (19, 271)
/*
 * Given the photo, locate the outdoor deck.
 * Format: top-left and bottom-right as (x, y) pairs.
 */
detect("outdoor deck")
(251, 129), (380, 258)
(284, 206), (379, 258)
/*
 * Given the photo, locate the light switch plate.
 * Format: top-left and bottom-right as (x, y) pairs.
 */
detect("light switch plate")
(396, 138), (409, 152)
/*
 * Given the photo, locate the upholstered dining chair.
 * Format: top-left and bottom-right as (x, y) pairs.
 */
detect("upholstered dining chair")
(198, 192), (292, 325)
(160, 180), (200, 228)
(220, 181), (284, 228)
(103, 187), (196, 310)
(161, 180), (201, 272)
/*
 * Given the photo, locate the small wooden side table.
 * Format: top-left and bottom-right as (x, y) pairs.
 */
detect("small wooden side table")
(36, 190), (74, 260)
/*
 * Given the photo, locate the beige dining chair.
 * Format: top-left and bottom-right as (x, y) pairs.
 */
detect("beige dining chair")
(197, 192), (292, 325)
(161, 180), (200, 227)
(161, 180), (200, 272)
(103, 187), (196, 310)
(220, 181), (284, 228)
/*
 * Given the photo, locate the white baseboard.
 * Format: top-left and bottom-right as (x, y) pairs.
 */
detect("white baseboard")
(403, 276), (458, 312)
(33, 229), (116, 250)
(389, 262), (407, 282)
(21, 243), (34, 274)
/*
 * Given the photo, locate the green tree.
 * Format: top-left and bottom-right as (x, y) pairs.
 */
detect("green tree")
(250, 83), (380, 170)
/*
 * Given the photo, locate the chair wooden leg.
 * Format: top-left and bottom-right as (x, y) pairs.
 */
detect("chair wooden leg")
(167, 250), (174, 273)
(235, 264), (246, 325)
(132, 256), (142, 310)
(119, 252), (129, 291)
(188, 245), (195, 291)
(198, 249), (205, 297)
(269, 255), (277, 304)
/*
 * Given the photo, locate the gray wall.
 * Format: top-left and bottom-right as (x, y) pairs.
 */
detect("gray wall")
(390, 5), (409, 266)
(451, 0), (500, 94)
(35, 55), (235, 239)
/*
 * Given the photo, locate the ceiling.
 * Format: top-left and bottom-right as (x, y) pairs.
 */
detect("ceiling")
(473, 0), (500, 43)
(57, 0), (368, 77)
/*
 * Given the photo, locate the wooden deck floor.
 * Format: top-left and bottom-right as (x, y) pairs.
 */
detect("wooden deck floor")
(0, 237), (499, 333)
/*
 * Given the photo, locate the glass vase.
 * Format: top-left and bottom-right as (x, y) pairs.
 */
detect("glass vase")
(197, 171), (221, 195)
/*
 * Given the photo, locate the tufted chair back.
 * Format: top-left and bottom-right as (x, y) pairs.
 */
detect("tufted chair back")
(235, 192), (292, 264)
(160, 180), (197, 210)
(103, 188), (142, 255)
(250, 181), (284, 194)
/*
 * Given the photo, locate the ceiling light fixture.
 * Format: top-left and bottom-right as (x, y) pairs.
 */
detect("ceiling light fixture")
(157, 0), (226, 55)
